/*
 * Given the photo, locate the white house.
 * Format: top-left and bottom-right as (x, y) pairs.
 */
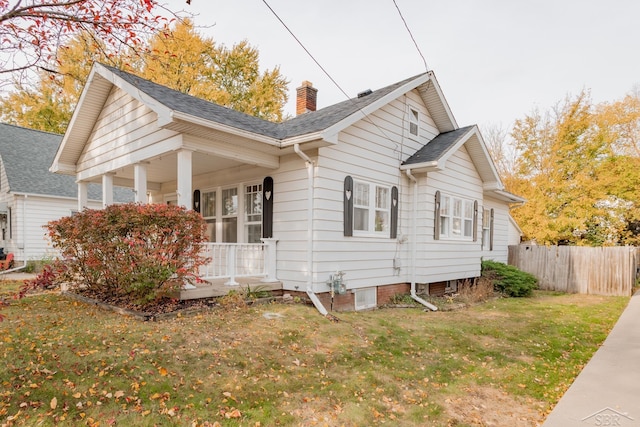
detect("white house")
(0, 123), (133, 264)
(51, 63), (523, 311)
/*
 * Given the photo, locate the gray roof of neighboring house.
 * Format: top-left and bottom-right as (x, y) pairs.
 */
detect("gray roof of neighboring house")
(402, 125), (475, 165)
(0, 123), (133, 201)
(103, 64), (428, 139)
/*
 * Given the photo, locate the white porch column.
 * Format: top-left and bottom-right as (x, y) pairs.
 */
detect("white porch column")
(261, 238), (279, 282)
(134, 163), (148, 203)
(176, 149), (193, 209)
(102, 173), (114, 208)
(78, 182), (88, 211)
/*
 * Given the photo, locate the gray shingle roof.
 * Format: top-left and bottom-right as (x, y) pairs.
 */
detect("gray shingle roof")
(0, 123), (133, 202)
(103, 64), (428, 139)
(402, 125), (475, 165)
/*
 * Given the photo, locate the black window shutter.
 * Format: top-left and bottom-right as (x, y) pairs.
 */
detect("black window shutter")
(262, 176), (274, 238)
(344, 176), (353, 236)
(434, 191), (441, 240)
(490, 208), (495, 251)
(193, 189), (201, 213)
(390, 186), (399, 239)
(473, 200), (478, 242)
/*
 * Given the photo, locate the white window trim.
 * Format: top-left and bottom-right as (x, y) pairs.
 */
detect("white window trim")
(439, 194), (475, 241)
(482, 208), (491, 250)
(200, 189), (216, 219)
(188, 182), (264, 244)
(244, 182), (263, 244)
(407, 103), (420, 140)
(353, 180), (391, 237)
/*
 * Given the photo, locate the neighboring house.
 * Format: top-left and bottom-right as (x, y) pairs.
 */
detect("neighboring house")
(0, 123), (133, 264)
(51, 63), (523, 311)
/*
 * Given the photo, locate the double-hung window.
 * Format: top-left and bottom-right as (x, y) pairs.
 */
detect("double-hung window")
(354, 180), (390, 234)
(202, 190), (216, 242)
(482, 208), (494, 250)
(244, 183), (262, 243)
(222, 187), (238, 242)
(439, 194), (475, 240)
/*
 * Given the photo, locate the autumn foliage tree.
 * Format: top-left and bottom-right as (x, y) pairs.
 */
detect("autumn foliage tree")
(1, 19), (289, 131)
(138, 19), (289, 122)
(0, 0), (177, 84)
(504, 91), (640, 246)
(0, 31), (118, 132)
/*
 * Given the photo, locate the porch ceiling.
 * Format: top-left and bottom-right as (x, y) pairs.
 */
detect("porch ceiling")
(102, 151), (245, 186)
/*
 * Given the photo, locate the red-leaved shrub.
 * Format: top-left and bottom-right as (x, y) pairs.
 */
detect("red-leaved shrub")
(30, 203), (208, 306)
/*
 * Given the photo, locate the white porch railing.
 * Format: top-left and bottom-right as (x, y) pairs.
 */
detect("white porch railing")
(198, 238), (278, 285)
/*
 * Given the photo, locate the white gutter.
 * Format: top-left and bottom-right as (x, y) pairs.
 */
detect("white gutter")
(294, 144), (329, 316)
(405, 170), (438, 311)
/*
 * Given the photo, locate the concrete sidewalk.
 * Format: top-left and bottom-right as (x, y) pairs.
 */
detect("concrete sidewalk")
(543, 291), (640, 426)
(0, 271), (37, 281)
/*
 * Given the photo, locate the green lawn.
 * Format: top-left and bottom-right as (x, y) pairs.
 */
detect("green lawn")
(0, 283), (628, 426)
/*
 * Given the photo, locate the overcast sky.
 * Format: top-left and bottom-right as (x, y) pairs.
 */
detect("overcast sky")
(165, 0), (640, 131)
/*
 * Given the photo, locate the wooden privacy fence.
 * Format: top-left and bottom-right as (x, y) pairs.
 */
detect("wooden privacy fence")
(508, 245), (638, 296)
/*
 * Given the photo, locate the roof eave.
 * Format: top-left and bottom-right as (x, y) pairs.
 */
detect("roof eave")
(319, 74), (432, 141)
(53, 63), (176, 174)
(50, 162), (77, 175)
(400, 161), (441, 173)
(281, 131), (335, 147)
(488, 189), (526, 204)
(51, 64), (104, 174)
(419, 71), (458, 132)
(170, 111), (281, 146)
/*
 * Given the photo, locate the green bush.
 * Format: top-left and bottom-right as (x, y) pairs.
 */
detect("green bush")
(29, 203), (208, 306)
(481, 260), (538, 297)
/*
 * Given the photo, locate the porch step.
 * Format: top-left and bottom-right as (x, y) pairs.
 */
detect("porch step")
(180, 278), (282, 300)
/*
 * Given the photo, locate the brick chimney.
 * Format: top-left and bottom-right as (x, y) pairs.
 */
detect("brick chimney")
(296, 81), (318, 115)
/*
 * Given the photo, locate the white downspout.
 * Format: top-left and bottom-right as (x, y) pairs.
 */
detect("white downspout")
(406, 169), (438, 311)
(294, 144), (328, 316)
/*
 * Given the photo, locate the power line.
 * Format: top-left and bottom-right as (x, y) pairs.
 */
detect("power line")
(260, 0), (351, 101)
(261, 0), (421, 161)
(392, 0), (429, 72)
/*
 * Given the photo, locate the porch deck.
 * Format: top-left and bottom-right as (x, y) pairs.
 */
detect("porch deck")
(180, 276), (283, 300)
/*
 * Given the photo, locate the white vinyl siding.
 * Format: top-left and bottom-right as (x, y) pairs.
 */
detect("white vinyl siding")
(76, 86), (181, 181)
(413, 143), (485, 283)
(302, 90), (438, 293)
(482, 197), (512, 263)
(5, 195), (102, 263)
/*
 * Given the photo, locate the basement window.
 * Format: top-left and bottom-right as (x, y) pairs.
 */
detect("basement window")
(355, 287), (377, 310)
(445, 280), (458, 293)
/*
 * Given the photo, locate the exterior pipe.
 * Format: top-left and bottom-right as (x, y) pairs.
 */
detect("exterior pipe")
(294, 144), (329, 316)
(0, 263), (27, 275)
(405, 169), (438, 311)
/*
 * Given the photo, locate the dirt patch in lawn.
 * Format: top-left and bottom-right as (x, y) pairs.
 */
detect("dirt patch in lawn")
(446, 385), (546, 426)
